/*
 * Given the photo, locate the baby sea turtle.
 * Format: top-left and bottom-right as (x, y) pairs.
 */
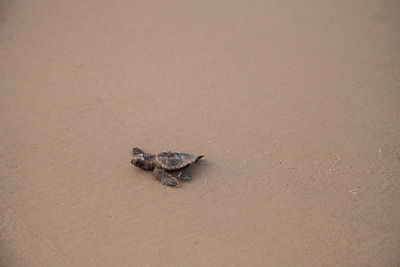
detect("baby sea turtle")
(131, 148), (204, 187)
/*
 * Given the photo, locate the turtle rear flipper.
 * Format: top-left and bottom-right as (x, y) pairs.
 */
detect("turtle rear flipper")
(153, 166), (179, 187)
(178, 166), (192, 180)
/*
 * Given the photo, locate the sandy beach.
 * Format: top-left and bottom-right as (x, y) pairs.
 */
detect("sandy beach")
(1, 1), (400, 266)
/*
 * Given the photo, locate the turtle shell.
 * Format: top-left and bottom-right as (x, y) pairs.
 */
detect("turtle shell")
(155, 151), (198, 170)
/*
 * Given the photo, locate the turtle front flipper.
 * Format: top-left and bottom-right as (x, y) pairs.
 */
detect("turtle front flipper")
(178, 166), (192, 180)
(153, 166), (179, 187)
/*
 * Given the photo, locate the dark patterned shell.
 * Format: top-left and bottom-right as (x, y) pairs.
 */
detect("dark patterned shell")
(155, 151), (198, 170)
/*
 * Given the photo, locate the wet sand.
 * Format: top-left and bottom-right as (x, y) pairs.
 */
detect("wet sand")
(1, 1), (400, 266)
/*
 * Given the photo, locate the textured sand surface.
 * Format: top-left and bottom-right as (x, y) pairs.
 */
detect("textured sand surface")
(1, 1), (400, 266)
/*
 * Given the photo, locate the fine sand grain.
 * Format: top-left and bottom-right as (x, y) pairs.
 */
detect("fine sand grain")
(1, 1), (400, 266)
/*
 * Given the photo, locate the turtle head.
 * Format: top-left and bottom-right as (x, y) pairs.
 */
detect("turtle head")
(131, 148), (155, 170)
(133, 147), (145, 155)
